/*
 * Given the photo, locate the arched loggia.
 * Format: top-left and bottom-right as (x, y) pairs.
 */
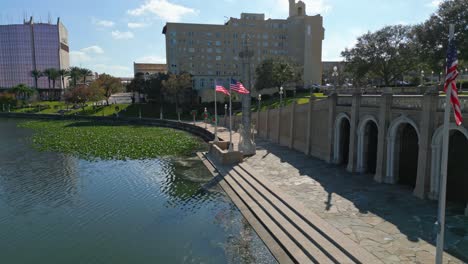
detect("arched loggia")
(430, 125), (468, 210)
(357, 116), (379, 175)
(386, 116), (420, 188)
(333, 113), (351, 166)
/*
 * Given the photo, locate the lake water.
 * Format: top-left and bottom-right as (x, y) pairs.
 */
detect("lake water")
(0, 118), (275, 264)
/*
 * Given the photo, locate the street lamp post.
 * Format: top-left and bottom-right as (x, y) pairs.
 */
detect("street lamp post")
(432, 71), (435, 84)
(204, 107), (208, 129)
(440, 71), (443, 84)
(420, 70), (425, 86)
(238, 34), (256, 155)
(332, 66), (339, 92)
(279, 87), (284, 107)
(258, 94), (262, 113)
(224, 104), (228, 126)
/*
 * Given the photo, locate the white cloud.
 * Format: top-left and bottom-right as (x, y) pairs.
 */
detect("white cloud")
(128, 22), (148, 29)
(70, 45), (105, 65)
(70, 51), (91, 65)
(128, 0), (198, 22)
(135, 55), (166, 64)
(322, 28), (366, 61)
(111, 30), (134, 40)
(93, 64), (132, 77)
(93, 19), (115, 27)
(275, 0), (332, 16)
(81, 45), (104, 54)
(426, 0), (442, 8)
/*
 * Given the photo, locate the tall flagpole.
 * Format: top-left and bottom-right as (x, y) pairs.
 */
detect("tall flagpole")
(214, 81), (219, 142)
(435, 24), (454, 264)
(228, 78), (233, 152)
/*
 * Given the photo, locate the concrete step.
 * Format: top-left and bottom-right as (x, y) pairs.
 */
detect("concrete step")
(199, 152), (383, 264)
(223, 173), (315, 263)
(231, 166), (355, 264)
(236, 163), (383, 264)
(197, 153), (294, 264)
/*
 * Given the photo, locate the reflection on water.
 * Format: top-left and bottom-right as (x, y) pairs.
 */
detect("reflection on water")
(0, 119), (276, 264)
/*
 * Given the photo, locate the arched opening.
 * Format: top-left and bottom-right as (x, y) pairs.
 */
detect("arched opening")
(364, 122), (378, 174)
(297, 7), (303, 16)
(446, 131), (468, 208)
(396, 124), (419, 188)
(339, 118), (350, 166)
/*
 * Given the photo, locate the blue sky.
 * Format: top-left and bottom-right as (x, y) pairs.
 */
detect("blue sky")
(0, 0), (442, 77)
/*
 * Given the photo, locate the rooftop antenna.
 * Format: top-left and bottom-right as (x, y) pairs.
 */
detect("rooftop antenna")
(48, 12), (51, 24)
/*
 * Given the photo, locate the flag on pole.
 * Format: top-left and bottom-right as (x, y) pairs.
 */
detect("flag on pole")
(230, 78), (250, 94)
(444, 38), (462, 126)
(215, 82), (230, 96)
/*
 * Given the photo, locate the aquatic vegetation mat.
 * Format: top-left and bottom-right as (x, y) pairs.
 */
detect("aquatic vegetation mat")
(19, 120), (201, 160)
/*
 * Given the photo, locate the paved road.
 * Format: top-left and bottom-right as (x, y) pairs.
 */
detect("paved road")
(198, 122), (467, 264)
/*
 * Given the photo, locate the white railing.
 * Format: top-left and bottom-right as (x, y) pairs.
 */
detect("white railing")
(337, 96), (352, 106)
(438, 97), (468, 112)
(392, 95), (423, 110)
(361, 96), (380, 107)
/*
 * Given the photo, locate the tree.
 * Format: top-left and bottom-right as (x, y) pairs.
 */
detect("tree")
(69, 67), (82, 87)
(48, 68), (60, 89)
(80, 68), (93, 84)
(91, 74), (123, 105)
(11, 84), (35, 101)
(413, 0), (468, 71)
(341, 25), (417, 86)
(58, 69), (69, 89)
(145, 73), (169, 103)
(30, 69), (42, 89)
(42, 69), (53, 89)
(255, 58), (296, 92)
(63, 84), (100, 110)
(162, 73), (192, 113)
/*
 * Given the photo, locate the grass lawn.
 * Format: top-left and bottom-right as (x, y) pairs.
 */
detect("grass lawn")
(19, 120), (202, 160)
(252, 92), (326, 111)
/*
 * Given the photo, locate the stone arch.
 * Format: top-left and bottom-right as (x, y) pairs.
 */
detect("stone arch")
(333, 113), (351, 165)
(385, 115), (420, 185)
(357, 115), (379, 174)
(429, 124), (468, 200)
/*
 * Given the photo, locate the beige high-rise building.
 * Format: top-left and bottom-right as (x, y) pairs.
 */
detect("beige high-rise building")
(133, 63), (167, 76)
(163, 0), (324, 102)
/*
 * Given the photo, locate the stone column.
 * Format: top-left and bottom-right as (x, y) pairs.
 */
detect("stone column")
(413, 89), (438, 199)
(326, 93), (338, 163)
(374, 91), (393, 183)
(306, 95), (316, 155)
(289, 102), (296, 149)
(347, 92), (362, 173)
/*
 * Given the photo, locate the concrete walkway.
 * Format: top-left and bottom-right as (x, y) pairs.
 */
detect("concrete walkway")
(196, 122), (466, 264)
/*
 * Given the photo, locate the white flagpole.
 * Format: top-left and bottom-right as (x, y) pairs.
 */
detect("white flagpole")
(214, 81), (219, 142)
(228, 79), (233, 152)
(435, 23), (454, 264)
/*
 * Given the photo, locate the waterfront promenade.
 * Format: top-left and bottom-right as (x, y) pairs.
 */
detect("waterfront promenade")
(197, 122), (466, 264)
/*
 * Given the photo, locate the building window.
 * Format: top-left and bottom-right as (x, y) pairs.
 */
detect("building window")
(215, 40), (221, 46)
(207, 48), (213, 53)
(216, 56), (222, 61)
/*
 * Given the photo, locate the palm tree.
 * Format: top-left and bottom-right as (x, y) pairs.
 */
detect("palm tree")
(69, 67), (82, 87)
(11, 84), (35, 101)
(58, 69), (69, 89)
(79, 68), (93, 84)
(42, 69), (53, 89)
(31, 69), (42, 89)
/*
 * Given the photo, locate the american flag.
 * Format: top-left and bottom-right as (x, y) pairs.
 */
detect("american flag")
(230, 78), (250, 94)
(215, 81), (230, 96)
(444, 38), (462, 126)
